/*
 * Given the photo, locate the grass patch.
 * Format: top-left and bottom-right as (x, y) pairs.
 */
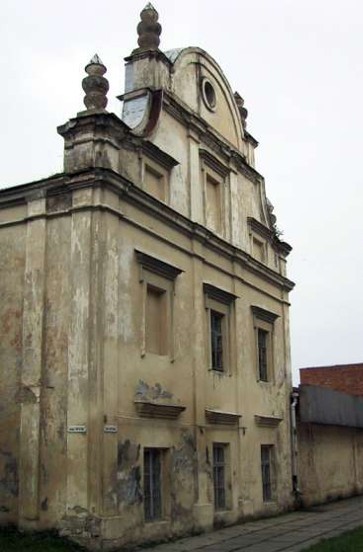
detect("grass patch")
(303, 525), (363, 551)
(0, 527), (86, 551)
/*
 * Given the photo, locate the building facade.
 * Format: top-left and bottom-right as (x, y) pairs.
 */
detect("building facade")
(0, 5), (295, 549)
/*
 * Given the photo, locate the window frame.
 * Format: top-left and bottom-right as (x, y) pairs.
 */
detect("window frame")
(145, 281), (168, 356)
(143, 158), (169, 203)
(136, 251), (183, 360)
(252, 235), (267, 263)
(261, 444), (276, 502)
(200, 150), (230, 238)
(204, 284), (237, 375)
(205, 170), (223, 234)
(143, 447), (168, 522)
(212, 443), (231, 511)
(251, 306), (279, 383)
(257, 327), (269, 382)
(210, 309), (225, 372)
(139, 146), (178, 204)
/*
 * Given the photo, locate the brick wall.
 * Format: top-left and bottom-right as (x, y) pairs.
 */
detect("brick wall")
(300, 363), (363, 396)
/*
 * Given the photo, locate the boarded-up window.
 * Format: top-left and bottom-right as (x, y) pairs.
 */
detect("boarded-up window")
(253, 237), (265, 263)
(145, 285), (167, 355)
(206, 173), (222, 233)
(145, 164), (166, 202)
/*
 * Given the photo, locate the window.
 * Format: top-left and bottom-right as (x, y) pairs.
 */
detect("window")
(206, 173), (222, 233)
(140, 145), (178, 203)
(210, 310), (224, 371)
(204, 284), (237, 374)
(251, 306), (279, 383)
(201, 77), (217, 111)
(136, 251), (183, 359)
(144, 162), (167, 202)
(213, 443), (230, 511)
(200, 150), (229, 237)
(144, 448), (162, 521)
(257, 328), (268, 382)
(253, 236), (266, 263)
(261, 445), (275, 502)
(145, 285), (167, 355)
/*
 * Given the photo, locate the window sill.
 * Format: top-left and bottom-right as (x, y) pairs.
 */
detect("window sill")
(209, 368), (232, 377)
(144, 519), (170, 526)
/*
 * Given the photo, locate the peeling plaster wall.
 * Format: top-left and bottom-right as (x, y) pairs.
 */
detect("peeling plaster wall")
(39, 214), (71, 526)
(0, 224), (25, 521)
(0, 177), (294, 549)
(297, 423), (363, 506)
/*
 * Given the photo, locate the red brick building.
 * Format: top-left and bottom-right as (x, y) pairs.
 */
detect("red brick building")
(300, 363), (363, 396)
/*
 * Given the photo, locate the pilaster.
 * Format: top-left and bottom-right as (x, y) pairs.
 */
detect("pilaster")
(191, 244), (213, 530)
(66, 189), (92, 515)
(19, 195), (46, 526)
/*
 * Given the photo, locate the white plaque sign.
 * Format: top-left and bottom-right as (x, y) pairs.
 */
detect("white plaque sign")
(68, 425), (87, 434)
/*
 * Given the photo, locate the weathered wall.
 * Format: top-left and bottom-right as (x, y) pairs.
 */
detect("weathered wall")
(297, 423), (363, 506)
(0, 178), (294, 548)
(0, 220), (25, 521)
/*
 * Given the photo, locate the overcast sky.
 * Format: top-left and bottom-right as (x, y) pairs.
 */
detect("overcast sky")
(1, 0), (362, 383)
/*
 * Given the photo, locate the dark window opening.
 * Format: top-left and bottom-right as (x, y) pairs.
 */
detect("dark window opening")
(144, 448), (162, 521)
(211, 310), (224, 371)
(213, 444), (226, 510)
(261, 445), (273, 502)
(258, 328), (268, 381)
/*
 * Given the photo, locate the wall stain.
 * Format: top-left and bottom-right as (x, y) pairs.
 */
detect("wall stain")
(116, 440), (142, 507)
(116, 465), (142, 506)
(0, 450), (18, 497)
(41, 497), (48, 511)
(15, 385), (37, 404)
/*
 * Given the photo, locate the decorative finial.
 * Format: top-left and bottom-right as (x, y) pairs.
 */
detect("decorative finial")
(234, 92), (248, 129)
(136, 3), (162, 51)
(82, 54), (109, 111)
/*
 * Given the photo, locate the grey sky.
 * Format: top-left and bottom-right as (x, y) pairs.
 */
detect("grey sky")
(1, 0), (362, 383)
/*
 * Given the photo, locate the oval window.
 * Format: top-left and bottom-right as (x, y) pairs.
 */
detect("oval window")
(201, 78), (216, 111)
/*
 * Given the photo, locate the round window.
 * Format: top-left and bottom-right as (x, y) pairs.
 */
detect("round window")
(201, 78), (216, 111)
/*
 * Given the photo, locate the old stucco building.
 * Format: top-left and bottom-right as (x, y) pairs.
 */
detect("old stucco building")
(0, 5), (295, 549)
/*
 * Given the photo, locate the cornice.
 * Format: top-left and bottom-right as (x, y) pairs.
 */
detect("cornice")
(248, 216), (292, 257)
(124, 48), (173, 67)
(244, 129), (259, 148)
(199, 149), (230, 178)
(205, 409), (241, 425)
(254, 415), (283, 428)
(134, 399), (186, 419)
(203, 283), (238, 305)
(135, 250), (183, 280)
(0, 167), (295, 292)
(57, 111), (129, 143)
(248, 217), (274, 241)
(141, 140), (179, 170)
(0, 174), (65, 207)
(251, 305), (279, 324)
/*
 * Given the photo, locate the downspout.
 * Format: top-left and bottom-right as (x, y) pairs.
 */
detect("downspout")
(290, 390), (301, 503)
